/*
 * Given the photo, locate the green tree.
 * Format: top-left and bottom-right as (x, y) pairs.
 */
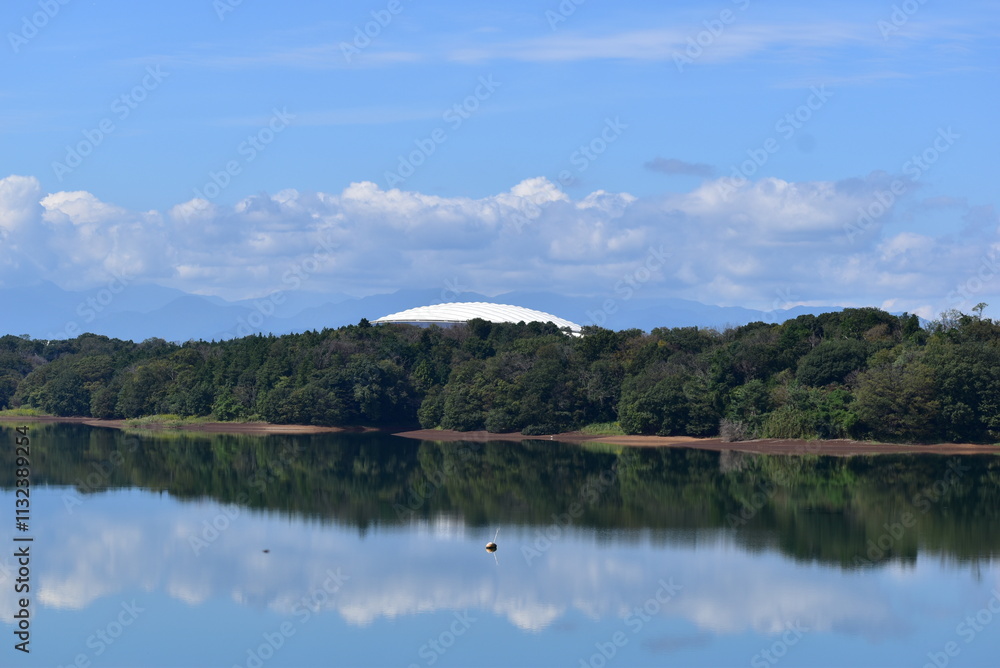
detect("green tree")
(854, 350), (939, 442)
(796, 339), (868, 387)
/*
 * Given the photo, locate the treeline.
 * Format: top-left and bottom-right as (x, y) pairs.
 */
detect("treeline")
(2, 306), (1000, 442)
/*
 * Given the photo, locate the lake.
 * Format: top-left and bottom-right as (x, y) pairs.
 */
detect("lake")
(1, 423), (998, 667)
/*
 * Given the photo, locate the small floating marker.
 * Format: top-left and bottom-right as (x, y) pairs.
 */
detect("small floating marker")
(485, 528), (499, 552)
(262, 549), (270, 553)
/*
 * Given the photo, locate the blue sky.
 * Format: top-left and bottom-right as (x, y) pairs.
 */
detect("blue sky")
(1, 0), (998, 318)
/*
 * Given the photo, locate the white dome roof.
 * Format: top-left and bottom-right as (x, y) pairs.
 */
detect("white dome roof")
(374, 302), (582, 333)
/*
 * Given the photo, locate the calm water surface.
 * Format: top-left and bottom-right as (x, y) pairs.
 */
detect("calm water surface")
(1, 423), (998, 667)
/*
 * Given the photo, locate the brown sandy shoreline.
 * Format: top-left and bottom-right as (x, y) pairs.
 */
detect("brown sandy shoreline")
(392, 429), (1000, 456)
(2, 415), (997, 455)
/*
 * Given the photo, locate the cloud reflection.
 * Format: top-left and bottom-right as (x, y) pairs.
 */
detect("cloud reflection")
(3, 488), (992, 643)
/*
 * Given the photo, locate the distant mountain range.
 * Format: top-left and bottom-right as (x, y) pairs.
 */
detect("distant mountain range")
(0, 281), (843, 342)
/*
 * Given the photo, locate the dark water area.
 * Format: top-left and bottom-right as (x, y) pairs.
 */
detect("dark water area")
(1, 423), (998, 667)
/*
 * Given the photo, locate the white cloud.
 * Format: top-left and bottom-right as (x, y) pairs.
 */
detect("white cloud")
(448, 24), (869, 64)
(0, 175), (42, 234)
(0, 173), (994, 313)
(136, 45), (423, 74)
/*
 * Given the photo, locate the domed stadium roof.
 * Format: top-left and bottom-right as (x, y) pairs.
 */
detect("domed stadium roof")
(374, 302), (582, 334)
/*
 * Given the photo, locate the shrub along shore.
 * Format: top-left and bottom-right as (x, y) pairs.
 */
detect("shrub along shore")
(2, 307), (1000, 446)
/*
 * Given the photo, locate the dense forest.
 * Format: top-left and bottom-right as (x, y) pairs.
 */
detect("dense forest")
(2, 306), (1000, 443)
